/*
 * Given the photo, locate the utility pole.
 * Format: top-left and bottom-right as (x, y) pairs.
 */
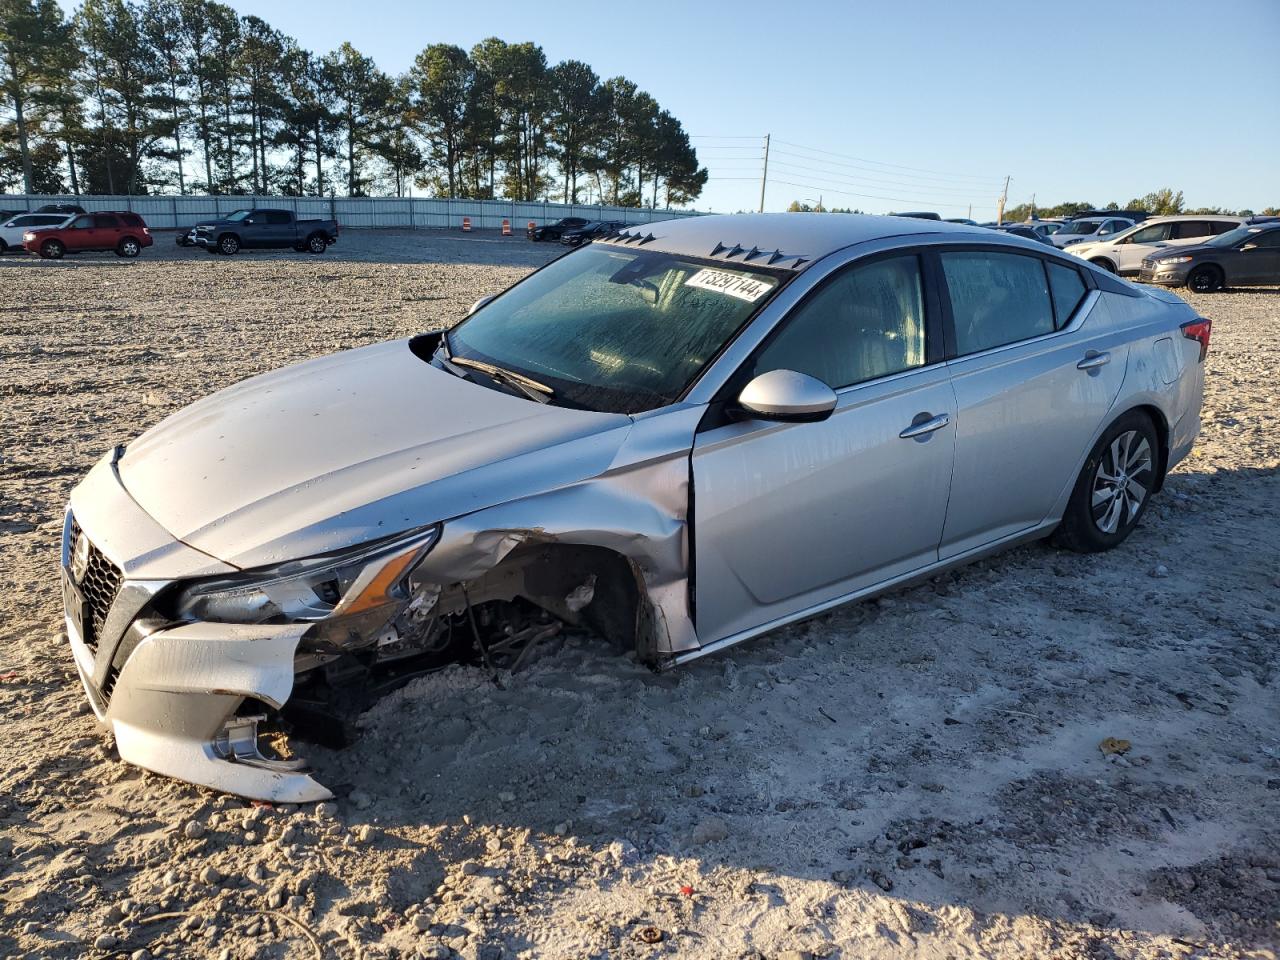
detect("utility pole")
(759, 133), (771, 213)
(997, 174), (1011, 225)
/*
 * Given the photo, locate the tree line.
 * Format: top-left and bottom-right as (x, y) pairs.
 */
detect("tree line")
(0, 0), (708, 206)
(1003, 188), (1278, 224)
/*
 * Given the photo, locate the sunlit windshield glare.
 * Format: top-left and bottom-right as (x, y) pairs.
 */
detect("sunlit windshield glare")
(448, 246), (780, 414)
(1208, 226), (1261, 247)
(226, 210), (251, 221)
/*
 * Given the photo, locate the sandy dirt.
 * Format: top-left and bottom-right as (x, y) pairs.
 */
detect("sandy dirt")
(1, 230), (1277, 960)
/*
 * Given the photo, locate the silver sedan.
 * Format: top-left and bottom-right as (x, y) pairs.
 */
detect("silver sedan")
(61, 214), (1208, 800)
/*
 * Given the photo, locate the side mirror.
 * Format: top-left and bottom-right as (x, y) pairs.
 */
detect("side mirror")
(468, 294), (496, 316)
(736, 369), (837, 423)
(244, 219), (254, 225)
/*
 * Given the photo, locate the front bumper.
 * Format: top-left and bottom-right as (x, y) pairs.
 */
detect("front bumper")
(1138, 260), (1191, 286)
(62, 451), (332, 801)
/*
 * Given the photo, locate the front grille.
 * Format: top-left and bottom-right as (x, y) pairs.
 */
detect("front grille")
(69, 518), (123, 652)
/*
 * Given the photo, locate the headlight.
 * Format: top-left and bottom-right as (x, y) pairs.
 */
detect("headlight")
(23, 231), (35, 241)
(1157, 255), (1193, 264)
(166, 526), (440, 633)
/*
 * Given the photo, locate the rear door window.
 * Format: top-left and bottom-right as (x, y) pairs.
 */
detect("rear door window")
(120, 213), (143, 227)
(264, 210), (291, 225)
(941, 250), (1055, 355)
(1209, 221), (1239, 235)
(1171, 221), (1213, 240)
(93, 214), (120, 229)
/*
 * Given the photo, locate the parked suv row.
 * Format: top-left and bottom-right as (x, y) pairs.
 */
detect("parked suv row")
(2, 211), (154, 259)
(1065, 215), (1245, 275)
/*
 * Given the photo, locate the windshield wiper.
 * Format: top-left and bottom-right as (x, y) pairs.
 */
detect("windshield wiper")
(449, 356), (555, 404)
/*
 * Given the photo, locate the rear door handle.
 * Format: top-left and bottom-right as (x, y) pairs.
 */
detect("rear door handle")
(899, 413), (950, 439)
(1077, 350), (1111, 370)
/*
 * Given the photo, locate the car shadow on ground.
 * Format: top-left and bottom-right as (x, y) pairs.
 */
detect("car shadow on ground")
(295, 462), (1279, 954)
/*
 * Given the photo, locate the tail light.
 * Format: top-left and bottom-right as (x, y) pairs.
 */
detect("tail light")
(1181, 318), (1211, 362)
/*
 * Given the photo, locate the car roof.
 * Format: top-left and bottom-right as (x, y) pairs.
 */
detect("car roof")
(601, 213), (985, 272)
(1135, 213), (1243, 223)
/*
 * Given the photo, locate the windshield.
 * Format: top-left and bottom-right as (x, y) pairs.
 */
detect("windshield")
(1062, 218), (1104, 236)
(447, 246), (783, 414)
(225, 209), (252, 222)
(1207, 226), (1264, 247)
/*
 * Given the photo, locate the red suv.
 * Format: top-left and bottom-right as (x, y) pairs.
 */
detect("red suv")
(23, 211), (153, 259)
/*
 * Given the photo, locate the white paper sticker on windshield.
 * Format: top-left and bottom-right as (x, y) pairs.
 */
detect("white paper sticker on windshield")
(684, 268), (775, 303)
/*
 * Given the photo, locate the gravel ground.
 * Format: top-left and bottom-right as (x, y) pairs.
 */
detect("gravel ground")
(1, 230), (1277, 960)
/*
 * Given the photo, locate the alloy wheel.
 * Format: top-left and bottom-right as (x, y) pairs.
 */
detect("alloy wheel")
(1091, 429), (1153, 534)
(308, 235), (326, 253)
(1188, 267), (1220, 293)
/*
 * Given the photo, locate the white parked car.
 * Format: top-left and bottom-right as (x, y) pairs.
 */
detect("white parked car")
(1066, 216), (1245, 275)
(0, 212), (74, 253)
(1051, 216), (1135, 248)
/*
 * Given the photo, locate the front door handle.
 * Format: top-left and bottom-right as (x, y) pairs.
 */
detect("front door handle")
(899, 412), (950, 439)
(1077, 350), (1111, 370)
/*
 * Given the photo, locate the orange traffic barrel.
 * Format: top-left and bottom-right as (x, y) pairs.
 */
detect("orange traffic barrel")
(501, 218), (511, 236)
(462, 216), (471, 232)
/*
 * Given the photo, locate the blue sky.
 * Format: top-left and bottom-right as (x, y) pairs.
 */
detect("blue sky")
(64, 0), (1280, 216)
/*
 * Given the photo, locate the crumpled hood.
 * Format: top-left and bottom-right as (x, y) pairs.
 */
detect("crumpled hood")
(118, 340), (630, 570)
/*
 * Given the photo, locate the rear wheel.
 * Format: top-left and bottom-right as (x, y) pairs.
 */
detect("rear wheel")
(218, 234), (240, 255)
(1054, 412), (1159, 553)
(118, 237), (141, 258)
(307, 233), (327, 254)
(1187, 265), (1223, 293)
(41, 238), (65, 260)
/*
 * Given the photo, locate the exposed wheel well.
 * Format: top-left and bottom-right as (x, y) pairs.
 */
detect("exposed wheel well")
(1089, 256), (1117, 273)
(437, 542), (647, 658)
(1121, 404), (1171, 492)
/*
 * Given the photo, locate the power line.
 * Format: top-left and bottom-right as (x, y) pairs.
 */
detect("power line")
(773, 138), (997, 183)
(767, 159), (995, 199)
(769, 151), (1000, 192)
(769, 178), (975, 210)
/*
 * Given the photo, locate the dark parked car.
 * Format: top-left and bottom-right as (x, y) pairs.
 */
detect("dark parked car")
(22, 211), (152, 259)
(559, 220), (626, 246)
(991, 224), (1055, 246)
(36, 203), (87, 215)
(890, 211), (942, 220)
(1138, 222), (1280, 292)
(188, 208), (339, 255)
(528, 217), (589, 242)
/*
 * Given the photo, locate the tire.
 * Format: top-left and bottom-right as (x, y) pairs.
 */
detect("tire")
(41, 239), (65, 260)
(218, 234), (240, 255)
(1187, 265), (1223, 293)
(0, 240), (7, 254)
(118, 237), (141, 258)
(307, 233), (327, 254)
(1053, 411), (1160, 553)
(1089, 257), (1116, 273)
